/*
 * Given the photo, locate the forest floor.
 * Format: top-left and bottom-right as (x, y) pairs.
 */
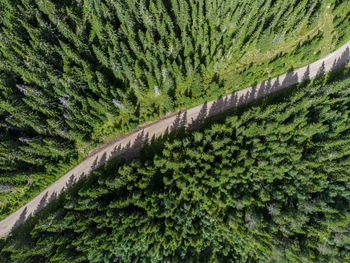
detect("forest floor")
(0, 39), (349, 238)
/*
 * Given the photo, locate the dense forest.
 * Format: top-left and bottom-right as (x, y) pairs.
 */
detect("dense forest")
(1, 0), (350, 219)
(1, 66), (349, 262)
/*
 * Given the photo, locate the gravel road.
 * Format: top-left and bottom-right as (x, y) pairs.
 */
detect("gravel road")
(1, 40), (349, 238)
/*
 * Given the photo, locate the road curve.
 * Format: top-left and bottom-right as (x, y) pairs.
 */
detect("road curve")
(1, 40), (350, 238)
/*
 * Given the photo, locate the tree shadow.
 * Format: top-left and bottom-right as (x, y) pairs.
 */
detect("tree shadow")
(7, 44), (350, 235)
(207, 97), (225, 117)
(331, 46), (350, 71)
(170, 111), (183, 131)
(90, 152), (108, 170)
(31, 191), (58, 216)
(315, 61), (325, 78)
(206, 94), (236, 119)
(197, 46), (349, 122)
(162, 127), (169, 137)
(188, 102), (208, 130)
(260, 79), (272, 98)
(301, 65), (311, 81)
(280, 71), (299, 90)
(91, 156), (99, 170)
(114, 111), (189, 161)
(48, 191), (57, 203)
(272, 76), (281, 91)
(59, 186), (66, 195)
(78, 172), (85, 180)
(98, 152), (107, 167)
(111, 144), (124, 159)
(11, 207), (28, 232)
(201, 61), (314, 119)
(179, 110), (187, 130)
(10, 191), (58, 232)
(186, 67), (301, 129)
(32, 192), (49, 215)
(66, 174), (77, 189)
(124, 130), (150, 160)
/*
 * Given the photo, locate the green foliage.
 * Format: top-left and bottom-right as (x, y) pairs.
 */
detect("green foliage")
(0, 0), (350, 220)
(1, 69), (350, 262)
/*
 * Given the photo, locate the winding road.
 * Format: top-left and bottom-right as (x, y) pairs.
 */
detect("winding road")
(1, 40), (350, 238)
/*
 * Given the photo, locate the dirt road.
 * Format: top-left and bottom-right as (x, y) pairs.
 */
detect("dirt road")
(1, 40), (349, 238)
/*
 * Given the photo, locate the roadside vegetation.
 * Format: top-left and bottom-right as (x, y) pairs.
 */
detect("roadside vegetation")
(1, 0), (350, 220)
(1, 65), (349, 262)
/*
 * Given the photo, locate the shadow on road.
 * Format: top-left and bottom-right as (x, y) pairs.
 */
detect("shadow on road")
(331, 47), (350, 71)
(188, 102), (208, 130)
(82, 46), (349, 172)
(11, 207), (28, 232)
(4, 43), (350, 236)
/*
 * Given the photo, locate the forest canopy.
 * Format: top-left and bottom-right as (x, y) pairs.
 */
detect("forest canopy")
(1, 65), (350, 262)
(0, 0), (350, 227)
